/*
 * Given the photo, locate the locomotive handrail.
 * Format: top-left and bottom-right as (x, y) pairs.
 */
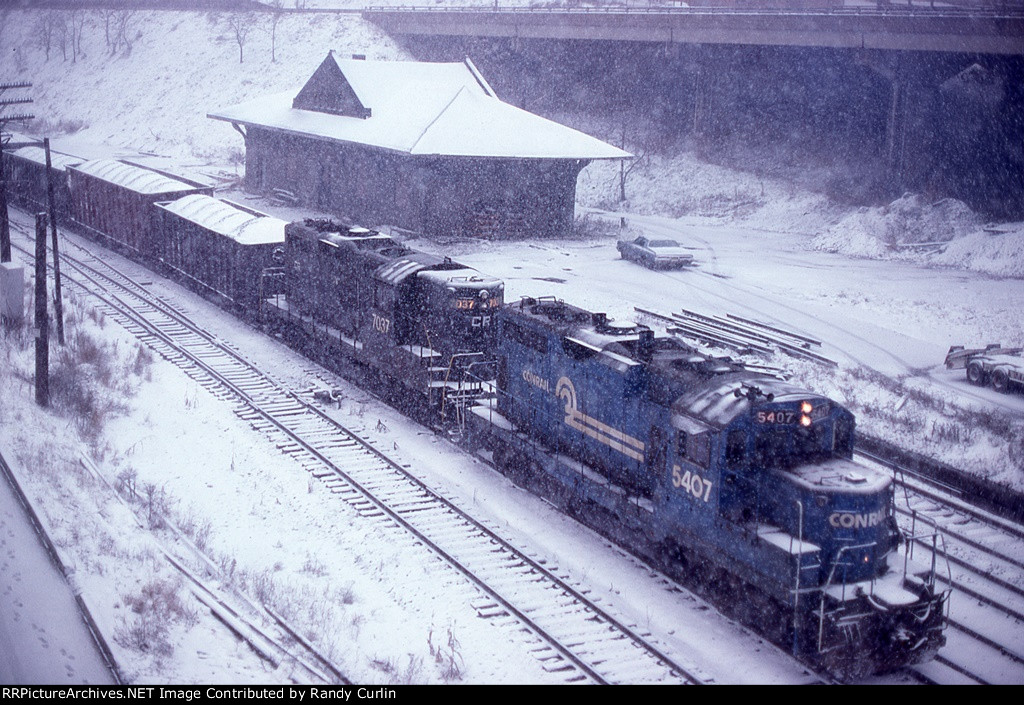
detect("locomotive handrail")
(792, 499), (805, 658)
(901, 529), (952, 593)
(816, 540), (881, 654)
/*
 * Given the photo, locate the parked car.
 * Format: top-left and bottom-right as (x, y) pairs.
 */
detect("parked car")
(616, 236), (694, 269)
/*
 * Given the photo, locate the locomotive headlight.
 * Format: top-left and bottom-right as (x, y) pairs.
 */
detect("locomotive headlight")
(800, 414), (812, 427)
(801, 401), (813, 414)
(480, 289), (490, 299)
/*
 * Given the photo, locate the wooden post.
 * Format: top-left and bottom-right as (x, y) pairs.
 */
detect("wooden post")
(34, 212), (49, 406)
(44, 138), (64, 346)
(0, 137), (10, 263)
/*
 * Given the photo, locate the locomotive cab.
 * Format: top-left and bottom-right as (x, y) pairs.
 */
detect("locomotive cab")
(416, 266), (504, 354)
(673, 379), (900, 584)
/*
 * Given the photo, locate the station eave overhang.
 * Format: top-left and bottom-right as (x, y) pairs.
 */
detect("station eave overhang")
(207, 111), (630, 162)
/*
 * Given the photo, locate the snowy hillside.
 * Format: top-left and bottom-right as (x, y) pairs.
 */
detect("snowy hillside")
(2, 7), (1022, 284)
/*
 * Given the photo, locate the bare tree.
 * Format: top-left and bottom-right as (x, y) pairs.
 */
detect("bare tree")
(111, 10), (138, 56)
(54, 13), (69, 61)
(68, 9), (86, 63)
(99, 8), (116, 52)
(267, 0), (284, 63)
(613, 120), (651, 203)
(33, 12), (57, 61)
(224, 13), (257, 64)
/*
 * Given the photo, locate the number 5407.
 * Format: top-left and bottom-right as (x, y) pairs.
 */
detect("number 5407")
(672, 465), (713, 503)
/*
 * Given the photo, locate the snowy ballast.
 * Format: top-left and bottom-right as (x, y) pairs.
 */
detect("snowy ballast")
(208, 54), (630, 161)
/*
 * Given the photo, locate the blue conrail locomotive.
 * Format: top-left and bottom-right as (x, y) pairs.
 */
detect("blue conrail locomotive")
(467, 296), (949, 678)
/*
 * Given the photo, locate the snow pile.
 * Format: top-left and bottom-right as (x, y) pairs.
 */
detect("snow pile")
(577, 148), (841, 236)
(815, 193), (980, 253)
(812, 193), (1024, 278)
(933, 223), (1024, 279)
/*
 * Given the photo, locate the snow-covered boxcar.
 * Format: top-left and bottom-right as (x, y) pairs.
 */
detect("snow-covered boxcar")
(153, 194), (286, 309)
(68, 159), (212, 256)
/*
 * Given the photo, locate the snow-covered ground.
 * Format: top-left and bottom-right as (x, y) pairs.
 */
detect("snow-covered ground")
(1, 6), (1022, 684)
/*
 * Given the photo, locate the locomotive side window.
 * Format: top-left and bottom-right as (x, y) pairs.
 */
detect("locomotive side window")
(754, 430), (787, 468)
(725, 430), (747, 469)
(677, 430), (711, 468)
(689, 432), (711, 468)
(794, 423), (827, 460)
(834, 419), (854, 455)
(373, 282), (388, 309)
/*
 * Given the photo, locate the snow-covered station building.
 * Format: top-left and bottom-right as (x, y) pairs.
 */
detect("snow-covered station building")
(209, 53), (628, 239)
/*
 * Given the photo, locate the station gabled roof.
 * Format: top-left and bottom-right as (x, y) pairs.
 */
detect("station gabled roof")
(208, 54), (630, 161)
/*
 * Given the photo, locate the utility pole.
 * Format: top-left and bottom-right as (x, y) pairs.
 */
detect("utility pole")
(34, 212), (49, 407)
(0, 81), (35, 264)
(44, 138), (64, 345)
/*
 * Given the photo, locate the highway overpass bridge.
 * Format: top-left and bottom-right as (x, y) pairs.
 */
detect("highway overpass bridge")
(363, 4), (1024, 214)
(362, 5), (1024, 55)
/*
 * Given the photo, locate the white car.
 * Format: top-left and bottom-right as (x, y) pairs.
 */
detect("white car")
(616, 236), (694, 269)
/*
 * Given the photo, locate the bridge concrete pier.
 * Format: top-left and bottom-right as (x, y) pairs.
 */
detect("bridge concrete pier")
(859, 52), (948, 191)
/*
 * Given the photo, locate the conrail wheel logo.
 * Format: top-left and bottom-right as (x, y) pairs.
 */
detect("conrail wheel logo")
(829, 510), (886, 529)
(556, 376), (645, 463)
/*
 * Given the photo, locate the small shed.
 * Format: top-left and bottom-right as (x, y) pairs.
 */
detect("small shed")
(209, 55), (629, 239)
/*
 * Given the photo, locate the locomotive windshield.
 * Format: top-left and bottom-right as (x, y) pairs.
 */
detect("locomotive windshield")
(726, 399), (855, 472)
(416, 268), (504, 352)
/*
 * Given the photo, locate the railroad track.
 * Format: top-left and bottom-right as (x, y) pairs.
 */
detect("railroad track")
(858, 450), (1024, 684)
(10, 222), (704, 685)
(74, 454), (349, 685)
